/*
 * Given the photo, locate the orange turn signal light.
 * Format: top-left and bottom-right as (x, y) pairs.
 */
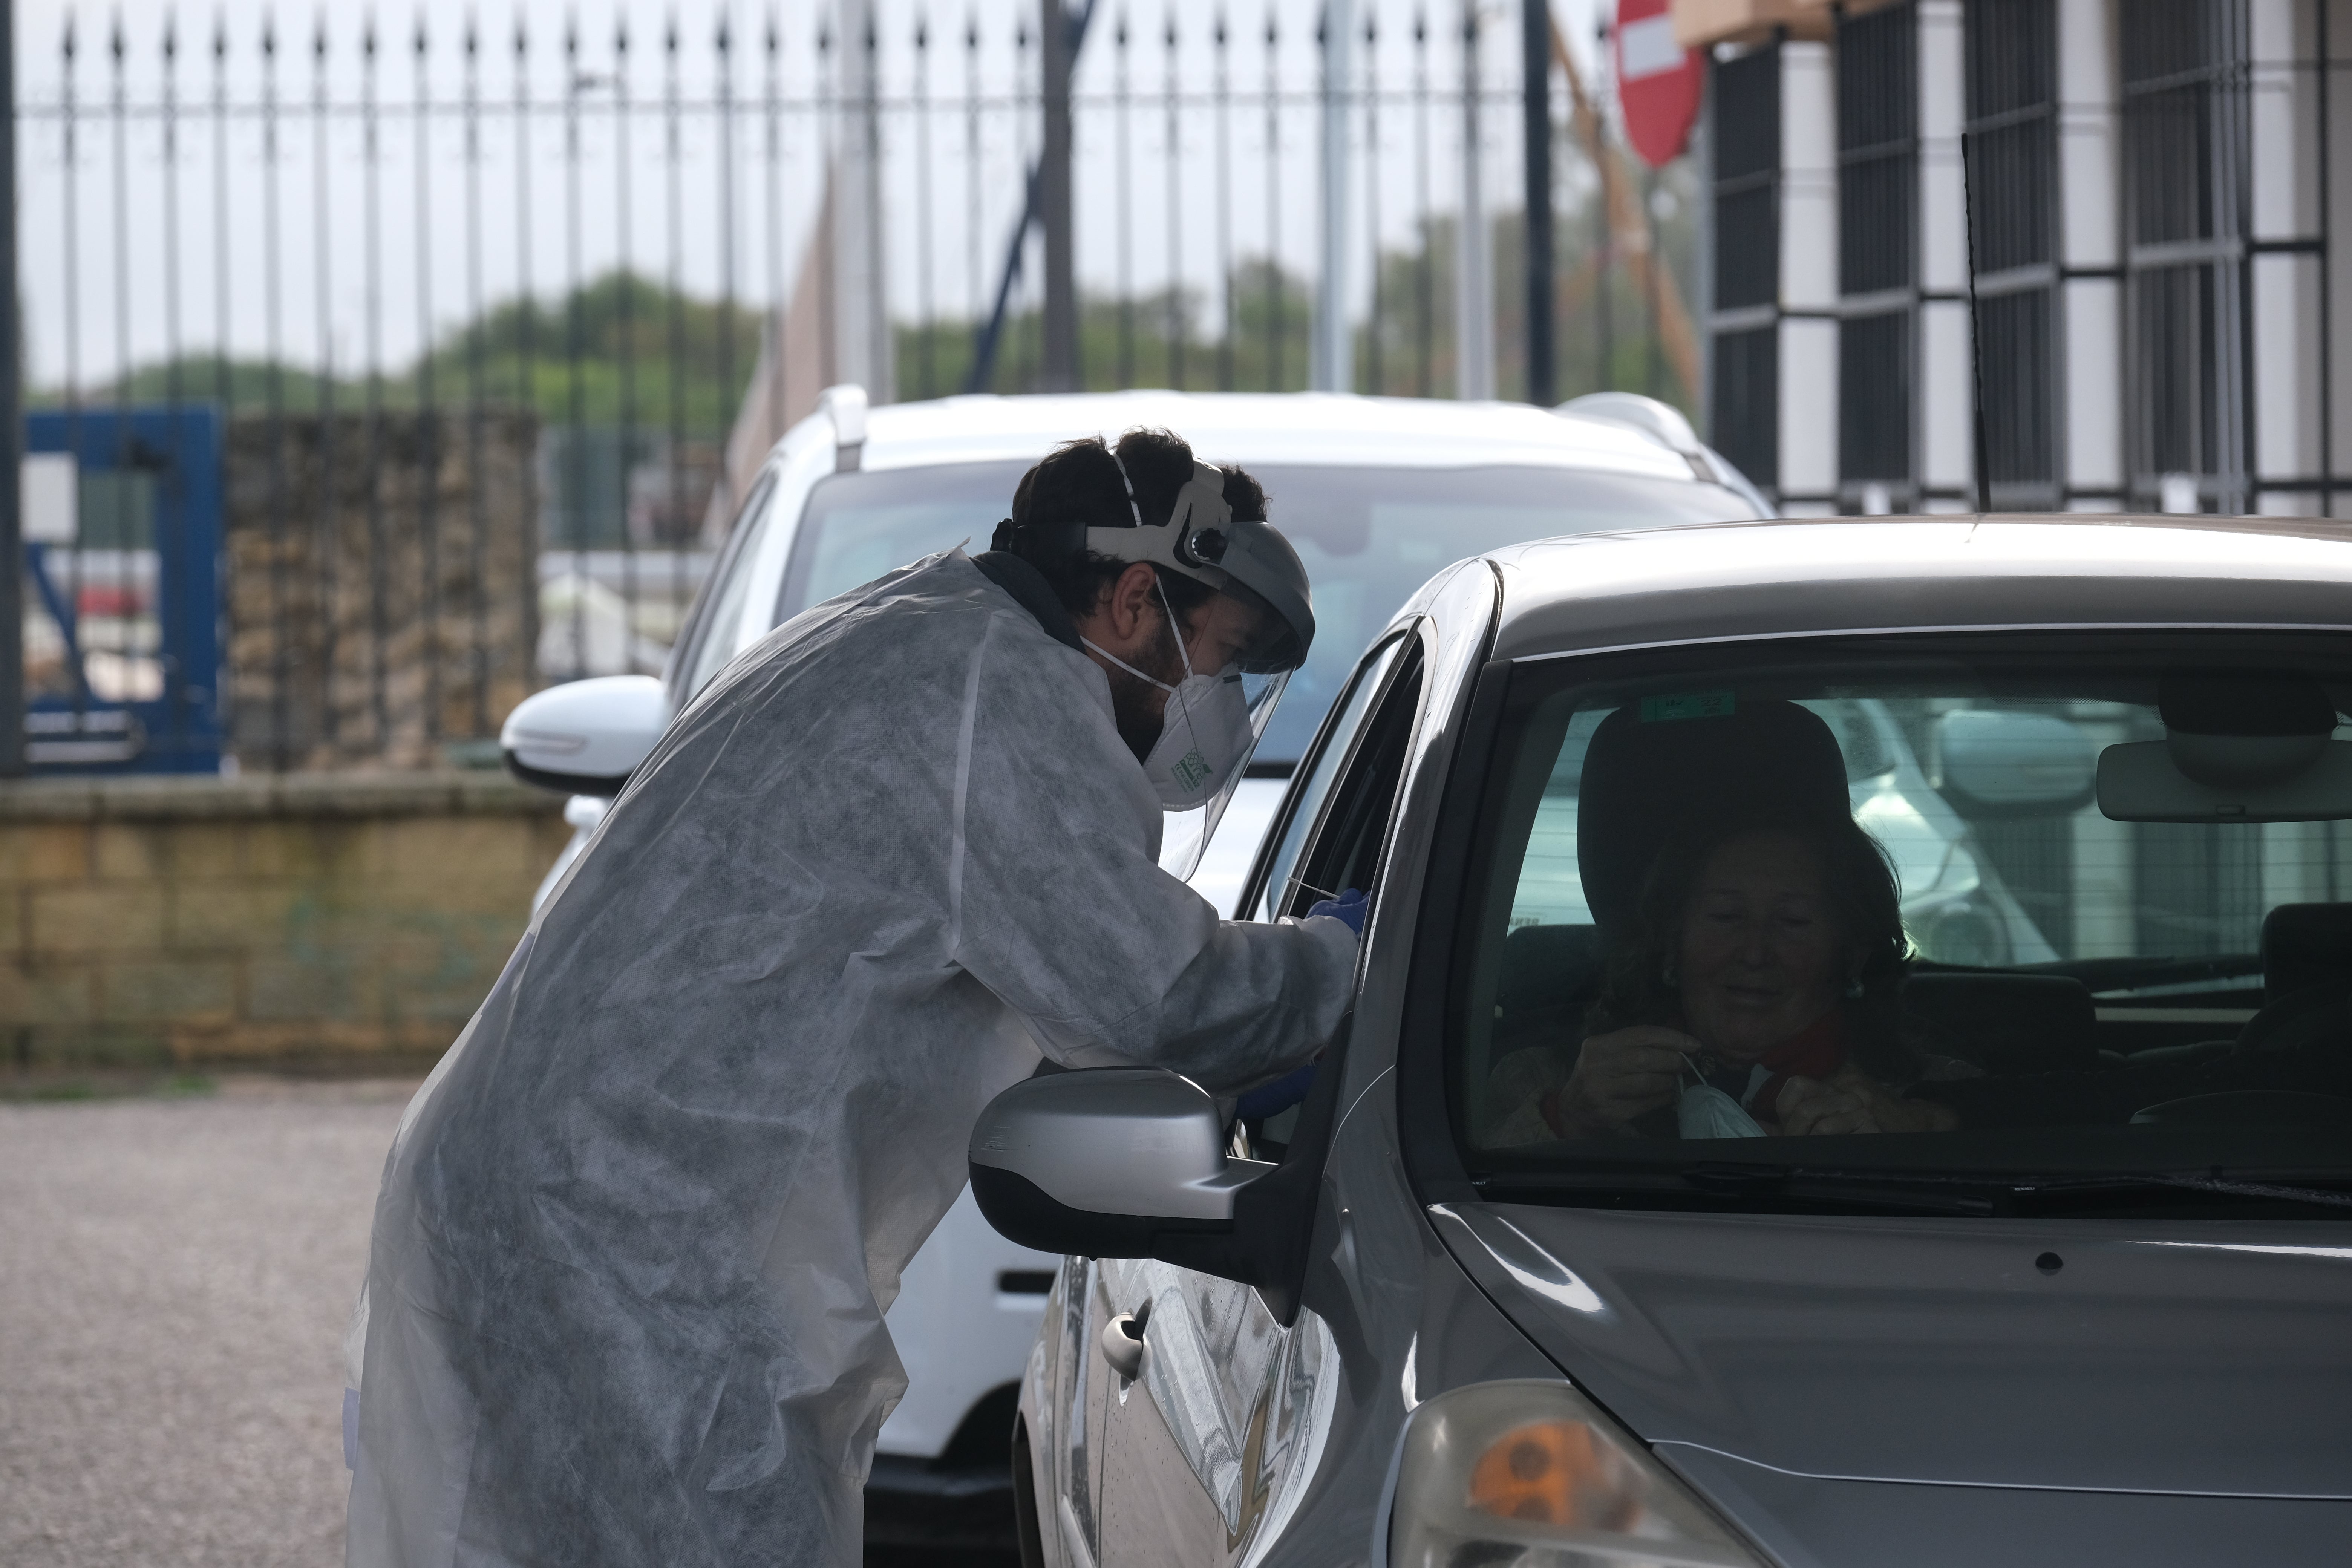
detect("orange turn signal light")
(1465, 1419), (1646, 1533)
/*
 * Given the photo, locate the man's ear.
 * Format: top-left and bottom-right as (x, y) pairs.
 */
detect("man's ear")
(1104, 562), (1162, 643)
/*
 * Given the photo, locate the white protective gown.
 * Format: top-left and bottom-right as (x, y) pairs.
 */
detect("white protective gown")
(345, 549), (1358, 1568)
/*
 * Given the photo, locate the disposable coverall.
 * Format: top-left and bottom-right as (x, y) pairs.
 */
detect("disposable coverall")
(345, 548), (1358, 1568)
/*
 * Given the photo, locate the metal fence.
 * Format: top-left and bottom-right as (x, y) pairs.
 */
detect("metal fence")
(11, 0), (1701, 774)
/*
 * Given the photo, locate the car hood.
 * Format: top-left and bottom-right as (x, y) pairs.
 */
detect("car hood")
(1429, 1202), (2352, 1499)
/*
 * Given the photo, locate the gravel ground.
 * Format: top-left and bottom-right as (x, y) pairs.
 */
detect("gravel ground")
(0, 1078), (410, 1568)
(0, 1078), (1018, 1568)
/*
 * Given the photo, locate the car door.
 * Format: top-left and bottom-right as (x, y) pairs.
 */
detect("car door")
(1088, 632), (1429, 1568)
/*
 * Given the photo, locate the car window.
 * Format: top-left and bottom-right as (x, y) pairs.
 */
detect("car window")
(1273, 637), (1426, 923)
(670, 465), (783, 704)
(1446, 632), (2352, 1200)
(773, 460), (1033, 629)
(1241, 465), (1753, 765)
(1251, 634), (1413, 922)
(770, 459), (1756, 762)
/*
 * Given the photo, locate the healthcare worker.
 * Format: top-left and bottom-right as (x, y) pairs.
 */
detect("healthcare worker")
(345, 426), (1358, 1568)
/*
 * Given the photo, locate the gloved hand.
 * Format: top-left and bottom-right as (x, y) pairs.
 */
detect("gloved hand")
(1235, 1062), (1317, 1122)
(1305, 888), (1368, 936)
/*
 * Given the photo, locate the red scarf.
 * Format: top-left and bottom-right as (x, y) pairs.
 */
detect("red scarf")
(1736, 1008), (1847, 1127)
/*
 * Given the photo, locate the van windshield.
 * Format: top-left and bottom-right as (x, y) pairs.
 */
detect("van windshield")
(1451, 632), (2352, 1213)
(772, 460), (1755, 760)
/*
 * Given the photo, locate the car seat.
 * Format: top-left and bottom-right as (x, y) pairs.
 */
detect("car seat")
(2226, 905), (2352, 1058)
(1899, 972), (2098, 1075)
(2261, 903), (2352, 1005)
(1491, 923), (1606, 1055)
(1574, 698), (1851, 939)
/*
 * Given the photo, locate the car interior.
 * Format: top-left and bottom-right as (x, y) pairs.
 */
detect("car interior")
(1448, 640), (2352, 1165)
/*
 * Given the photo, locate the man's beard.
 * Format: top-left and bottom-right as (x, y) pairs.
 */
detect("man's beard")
(1106, 623), (1188, 764)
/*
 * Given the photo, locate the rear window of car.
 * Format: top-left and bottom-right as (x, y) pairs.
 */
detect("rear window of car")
(1445, 631), (2352, 1210)
(772, 460), (1757, 760)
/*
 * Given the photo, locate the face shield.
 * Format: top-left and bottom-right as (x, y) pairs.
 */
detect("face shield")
(1083, 458), (1318, 884)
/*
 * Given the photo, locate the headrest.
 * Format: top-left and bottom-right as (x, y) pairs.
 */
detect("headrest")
(1496, 923), (1605, 1018)
(2262, 903), (2352, 1004)
(1575, 698), (1851, 938)
(1899, 972), (2098, 1075)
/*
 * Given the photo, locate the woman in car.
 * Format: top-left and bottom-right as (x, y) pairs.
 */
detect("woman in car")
(1488, 810), (1971, 1144)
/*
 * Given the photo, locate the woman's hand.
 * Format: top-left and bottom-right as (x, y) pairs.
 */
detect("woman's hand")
(1776, 1066), (1960, 1136)
(1555, 1027), (1704, 1136)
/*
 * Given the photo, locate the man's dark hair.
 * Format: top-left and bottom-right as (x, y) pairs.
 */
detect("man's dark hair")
(1000, 427), (1268, 626)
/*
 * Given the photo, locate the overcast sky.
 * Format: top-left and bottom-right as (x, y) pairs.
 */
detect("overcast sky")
(16, 0), (1621, 388)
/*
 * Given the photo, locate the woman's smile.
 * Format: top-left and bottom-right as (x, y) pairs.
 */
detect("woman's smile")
(1678, 831), (1850, 1060)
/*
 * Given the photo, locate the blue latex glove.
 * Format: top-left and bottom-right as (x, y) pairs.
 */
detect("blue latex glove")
(1235, 1062), (1317, 1122)
(1305, 887), (1368, 936)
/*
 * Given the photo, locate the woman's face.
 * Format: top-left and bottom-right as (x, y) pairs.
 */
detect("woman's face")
(1675, 830), (1851, 1062)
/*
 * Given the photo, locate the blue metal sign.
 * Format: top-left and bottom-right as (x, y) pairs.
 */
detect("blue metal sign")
(23, 407), (223, 773)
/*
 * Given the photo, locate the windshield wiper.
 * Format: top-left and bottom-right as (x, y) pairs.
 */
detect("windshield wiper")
(1733, 1167), (2352, 1214)
(1479, 1164), (2352, 1217)
(2016, 1171), (2352, 1211)
(1479, 1164), (2001, 1215)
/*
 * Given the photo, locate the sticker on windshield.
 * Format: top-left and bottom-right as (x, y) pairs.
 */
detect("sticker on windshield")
(1640, 691), (1736, 723)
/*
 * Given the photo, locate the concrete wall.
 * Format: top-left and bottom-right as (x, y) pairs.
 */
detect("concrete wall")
(0, 773), (569, 1071)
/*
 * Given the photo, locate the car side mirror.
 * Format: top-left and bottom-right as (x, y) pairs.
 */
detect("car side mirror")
(968, 1052), (1347, 1325)
(968, 1068), (1274, 1259)
(501, 675), (669, 797)
(1932, 709), (2097, 816)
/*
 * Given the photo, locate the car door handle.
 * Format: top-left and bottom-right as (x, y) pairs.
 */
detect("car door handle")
(1099, 1311), (1145, 1380)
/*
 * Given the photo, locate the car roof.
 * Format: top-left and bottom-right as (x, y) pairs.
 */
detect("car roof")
(1484, 514), (2352, 662)
(854, 390), (1699, 484)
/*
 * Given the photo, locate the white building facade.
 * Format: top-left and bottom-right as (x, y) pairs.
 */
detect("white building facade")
(1690, 0), (2352, 519)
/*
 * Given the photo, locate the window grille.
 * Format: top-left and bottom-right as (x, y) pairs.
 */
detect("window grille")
(1965, 0), (2061, 507)
(1709, 44), (1782, 487)
(1839, 310), (1913, 483)
(1711, 327), (1779, 490)
(2121, 0), (2251, 511)
(1837, 3), (1919, 502)
(1837, 5), (1919, 298)
(1711, 45), (1781, 312)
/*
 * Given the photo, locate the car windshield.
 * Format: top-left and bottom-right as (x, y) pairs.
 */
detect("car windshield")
(1450, 632), (2352, 1206)
(773, 458), (1757, 761)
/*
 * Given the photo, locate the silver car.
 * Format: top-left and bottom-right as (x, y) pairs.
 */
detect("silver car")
(974, 513), (2352, 1568)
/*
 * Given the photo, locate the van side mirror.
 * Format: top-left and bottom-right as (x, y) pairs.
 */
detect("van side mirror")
(1932, 709), (2096, 816)
(968, 1049), (1350, 1326)
(501, 675), (668, 797)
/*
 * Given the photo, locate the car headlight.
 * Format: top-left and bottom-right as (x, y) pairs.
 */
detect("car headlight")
(1387, 1380), (1763, 1568)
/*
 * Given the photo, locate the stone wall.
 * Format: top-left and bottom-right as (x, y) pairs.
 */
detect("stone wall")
(225, 412), (540, 772)
(0, 773), (570, 1070)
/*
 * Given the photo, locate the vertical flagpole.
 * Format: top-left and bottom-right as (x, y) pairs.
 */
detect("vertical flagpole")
(1521, 0), (1554, 405)
(1314, 0), (1357, 391)
(0, 0), (23, 776)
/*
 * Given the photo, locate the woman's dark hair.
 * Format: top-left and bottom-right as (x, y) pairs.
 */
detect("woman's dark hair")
(1003, 427), (1267, 626)
(1586, 809), (1909, 1035)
